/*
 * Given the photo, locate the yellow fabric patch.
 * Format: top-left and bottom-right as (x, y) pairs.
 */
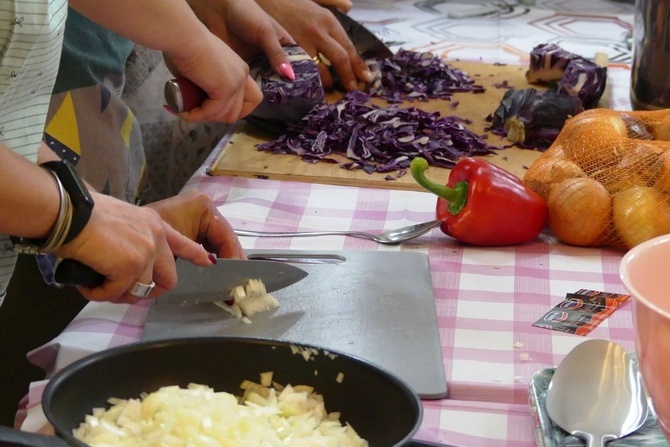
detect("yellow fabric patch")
(45, 92), (81, 156)
(120, 109), (134, 149)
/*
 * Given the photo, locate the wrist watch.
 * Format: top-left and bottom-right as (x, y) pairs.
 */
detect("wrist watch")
(11, 159), (94, 253)
(41, 159), (95, 244)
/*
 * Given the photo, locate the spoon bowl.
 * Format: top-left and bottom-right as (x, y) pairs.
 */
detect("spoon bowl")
(545, 339), (648, 447)
(235, 220), (443, 245)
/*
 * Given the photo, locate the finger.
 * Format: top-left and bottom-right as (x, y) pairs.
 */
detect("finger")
(180, 93), (243, 124)
(164, 221), (213, 267)
(271, 17), (296, 47)
(238, 77), (264, 118)
(202, 211), (247, 260)
(257, 21), (297, 80)
(324, 30), (368, 90)
(313, 0), (352, 12)
(315, 56), (334, 90)
(123, 266), (158, 302)
(145, 238), (179, 297)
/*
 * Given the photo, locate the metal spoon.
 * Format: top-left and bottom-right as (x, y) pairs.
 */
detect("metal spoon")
(545, 339), (649, 447)
(234, 220), (442, 245)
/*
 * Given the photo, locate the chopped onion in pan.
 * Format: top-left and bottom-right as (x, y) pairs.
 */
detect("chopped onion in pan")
(74, 382), (368, 447)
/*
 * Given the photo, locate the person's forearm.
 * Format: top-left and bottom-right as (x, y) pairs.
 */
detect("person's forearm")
(68, 0), (211, 59)
(0, 144), (59, 239)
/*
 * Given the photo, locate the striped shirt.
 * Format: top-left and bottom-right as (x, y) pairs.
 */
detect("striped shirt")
(0, 0), (67, 301)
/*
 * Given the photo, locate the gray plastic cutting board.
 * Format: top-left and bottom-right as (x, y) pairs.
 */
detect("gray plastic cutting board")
(142, 250), (447, 399)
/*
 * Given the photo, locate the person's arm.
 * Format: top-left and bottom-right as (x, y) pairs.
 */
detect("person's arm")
(68, 0), (262, 123)
(0, 145), (60, 240)
(4, 143), (216, 304)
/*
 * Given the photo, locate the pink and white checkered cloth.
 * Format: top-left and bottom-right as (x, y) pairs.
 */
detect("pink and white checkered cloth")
(19, 2), (637, 446)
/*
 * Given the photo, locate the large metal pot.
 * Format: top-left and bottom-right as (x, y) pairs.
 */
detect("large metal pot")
(0, 337), (449, 447)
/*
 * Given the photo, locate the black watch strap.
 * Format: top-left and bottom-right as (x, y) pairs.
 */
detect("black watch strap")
(40, 160), (95, 244)
(12, 160), (95, 254)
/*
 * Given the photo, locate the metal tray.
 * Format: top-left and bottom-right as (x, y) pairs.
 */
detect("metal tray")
(529, 365), (666, 447)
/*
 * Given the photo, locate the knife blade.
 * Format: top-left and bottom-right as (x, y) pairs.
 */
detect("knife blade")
(326, 7), (393, 60)
(156, 258), (308, 305)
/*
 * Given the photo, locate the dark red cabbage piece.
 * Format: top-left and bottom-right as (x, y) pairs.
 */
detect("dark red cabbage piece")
(256, 91), (498, 176)
(247, 45), (325, 122)
(557, 58), (607, 109)
(366, 49), (485, 103)
(525, 43), (582, 84)
(489, 88), (583, 149)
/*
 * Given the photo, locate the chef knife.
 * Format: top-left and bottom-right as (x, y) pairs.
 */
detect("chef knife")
(54, 258), (308, 303)
(156, 258), (308, 305)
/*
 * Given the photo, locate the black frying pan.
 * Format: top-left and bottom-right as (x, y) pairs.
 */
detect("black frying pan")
(0, 337), (452, 447)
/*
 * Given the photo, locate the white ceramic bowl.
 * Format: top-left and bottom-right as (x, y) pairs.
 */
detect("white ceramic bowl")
(620, 234), (670, 441)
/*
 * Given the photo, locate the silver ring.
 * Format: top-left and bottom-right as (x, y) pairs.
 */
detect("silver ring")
(128, 280), (156, 298)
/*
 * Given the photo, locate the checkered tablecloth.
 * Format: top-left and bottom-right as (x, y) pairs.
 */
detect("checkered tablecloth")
(19, 2), (640, 446)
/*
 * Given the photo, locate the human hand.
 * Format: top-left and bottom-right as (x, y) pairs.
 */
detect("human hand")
(54, 192), (214, 304)
(164, 30), (263, 123)
(146, 190), (246, 260)
(255, 0), (373, 91)
(188, 0), (298, 80)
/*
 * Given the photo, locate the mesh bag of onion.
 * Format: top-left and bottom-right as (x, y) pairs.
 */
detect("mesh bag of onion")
(523, 108), (670, 250)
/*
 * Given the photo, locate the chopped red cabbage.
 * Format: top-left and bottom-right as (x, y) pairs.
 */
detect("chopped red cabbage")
(366, 49), (485, 103)
(247, 45), (325, 122)
(256, 91), (498, 175)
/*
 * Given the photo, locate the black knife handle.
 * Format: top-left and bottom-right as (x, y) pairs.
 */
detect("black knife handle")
(54, 259), (106, 288)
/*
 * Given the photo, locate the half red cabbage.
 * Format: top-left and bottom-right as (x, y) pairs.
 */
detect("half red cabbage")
(557, 58), (607, 109)
(525, 43), (582, 84)
(256, 91), (498, 177)
(247, 44), (325, 122)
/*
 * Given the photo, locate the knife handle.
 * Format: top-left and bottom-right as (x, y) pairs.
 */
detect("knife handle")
(54, 259), (106, 288)
(164, 78), (207, 113)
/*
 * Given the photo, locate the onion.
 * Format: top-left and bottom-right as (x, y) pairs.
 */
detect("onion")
(214, 279), (279, 321)
(73, 382), (368, 447)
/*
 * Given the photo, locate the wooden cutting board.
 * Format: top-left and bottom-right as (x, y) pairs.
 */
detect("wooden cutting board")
(208, 61), (550, 191)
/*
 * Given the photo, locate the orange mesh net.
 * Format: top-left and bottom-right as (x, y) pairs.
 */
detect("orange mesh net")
(524, 108), (670, 250)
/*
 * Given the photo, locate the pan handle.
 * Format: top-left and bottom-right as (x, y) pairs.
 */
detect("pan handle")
(0, 426), (70, 447)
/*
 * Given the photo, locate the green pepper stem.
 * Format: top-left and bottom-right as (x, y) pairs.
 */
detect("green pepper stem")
(410, 157), (468, 216)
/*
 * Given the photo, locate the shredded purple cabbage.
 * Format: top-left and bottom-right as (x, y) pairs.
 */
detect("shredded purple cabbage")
(365, 49), (485, 103)
(256, 91), (498, 176)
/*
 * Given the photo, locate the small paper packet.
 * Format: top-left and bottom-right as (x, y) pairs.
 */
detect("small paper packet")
(532, 289), (630, 336)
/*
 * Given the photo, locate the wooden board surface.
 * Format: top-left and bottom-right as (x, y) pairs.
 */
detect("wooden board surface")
(208, 61), (548, 191)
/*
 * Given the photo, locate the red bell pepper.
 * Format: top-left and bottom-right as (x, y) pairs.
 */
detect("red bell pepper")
(410, 156), (547, 246)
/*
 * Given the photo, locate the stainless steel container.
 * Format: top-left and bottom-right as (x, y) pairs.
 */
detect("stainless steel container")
(630, 0), (670, 110)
